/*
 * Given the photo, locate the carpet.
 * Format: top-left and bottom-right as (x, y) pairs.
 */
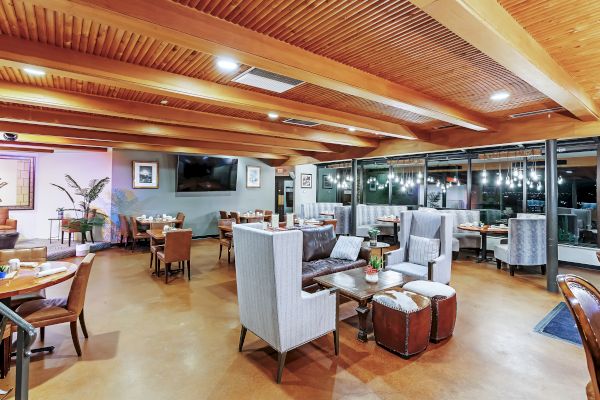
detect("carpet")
(15, 239), (111, 261)
(534, 302), (582, 346)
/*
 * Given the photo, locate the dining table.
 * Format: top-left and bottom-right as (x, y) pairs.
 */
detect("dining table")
(376, 216), (401, 245)
(458, 224), (509, 262)
(0, 261), (78, 377)
(136, 217), (182, 230)
(239, 214), (265, 223)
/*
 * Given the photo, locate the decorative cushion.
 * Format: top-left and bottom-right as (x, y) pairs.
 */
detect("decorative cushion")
(408, 235), (440, 266)
(403, 280), (456, 298)
(301, 225), (336, 262)
(373, 290), (419, 312)
(330, 236), (363, 261)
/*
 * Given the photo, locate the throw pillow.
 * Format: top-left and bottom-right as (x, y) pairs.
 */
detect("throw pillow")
(330, 236), (364, 261)
(408, 235), (440, 266)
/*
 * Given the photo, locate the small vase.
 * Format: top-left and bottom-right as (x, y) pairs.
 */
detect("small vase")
(58, 211), (64, 219)
(365, 272), (379, 283)
(369, 234), (378, 246)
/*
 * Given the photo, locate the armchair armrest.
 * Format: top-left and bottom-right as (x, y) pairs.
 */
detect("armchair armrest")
(385, 247), (405, 266)
(427, 254), (448, 281)
(6, 219), (16, 229)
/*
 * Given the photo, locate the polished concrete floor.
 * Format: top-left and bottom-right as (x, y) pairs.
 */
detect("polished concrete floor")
(0, 239), (595, 399)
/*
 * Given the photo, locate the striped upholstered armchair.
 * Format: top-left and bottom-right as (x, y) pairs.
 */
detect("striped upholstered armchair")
(494, 218), (546, 276)
(233, 223), (339, 383)
(299, 202), (342, 219)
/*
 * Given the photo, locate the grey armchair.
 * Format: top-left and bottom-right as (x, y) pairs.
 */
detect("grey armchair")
(494, 218), (546, 276)
(386, 211), (453, 284)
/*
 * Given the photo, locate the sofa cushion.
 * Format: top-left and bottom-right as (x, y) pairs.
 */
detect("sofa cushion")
(301, 257), (367, 287)
(330, 236), (363, 261)
(408, 235), (440, 266)
(387, 262), (429, 280)
(301, 225), (336, 262)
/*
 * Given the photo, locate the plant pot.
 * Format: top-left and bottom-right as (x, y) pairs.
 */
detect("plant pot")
(57, 211), (64, 219)
(76, 243), (91, 257)
(369, 236), (378, 247)
(0, 271), (7, 279)
(365, 272), (379, 283)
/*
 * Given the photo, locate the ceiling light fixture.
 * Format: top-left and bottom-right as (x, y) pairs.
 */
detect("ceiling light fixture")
(490, 91), (510, 101)
(267, 112), (279, 120)
(160, 100), (169, 105)
(348, 127), (356, 132)
(23, 67), (46, 76)
(216, 58), (239, 72)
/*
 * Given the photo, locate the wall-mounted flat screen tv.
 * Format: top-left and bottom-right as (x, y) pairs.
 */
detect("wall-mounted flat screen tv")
(176, 155), (238, 192)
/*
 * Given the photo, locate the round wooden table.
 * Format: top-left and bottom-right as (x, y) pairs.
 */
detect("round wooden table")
(377, 217), (401, 245)
(458, 225), (508, 262)
(0, 261), (77, 377)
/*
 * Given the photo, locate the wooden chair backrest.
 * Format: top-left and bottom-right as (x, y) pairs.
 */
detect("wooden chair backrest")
(164, 230), (193, 263)
(67, 253), (96, 315)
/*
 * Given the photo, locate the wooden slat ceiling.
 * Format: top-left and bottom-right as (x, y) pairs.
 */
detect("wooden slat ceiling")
(181, 0), (555, 115)
(500, 0), (600, 102)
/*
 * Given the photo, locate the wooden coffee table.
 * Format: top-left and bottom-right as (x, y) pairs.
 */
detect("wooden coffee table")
(314, 268), (409, 342)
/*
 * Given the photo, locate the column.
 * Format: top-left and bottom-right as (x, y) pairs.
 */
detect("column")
(466, 157), (472, 210)
(423, 157), (429, 207)
(388, 164), (393, 205)
(546, 139), (559, 293)
(522, 157), (528, 213)
(596, 145), (600, 247)
(351, 159), (358, 236)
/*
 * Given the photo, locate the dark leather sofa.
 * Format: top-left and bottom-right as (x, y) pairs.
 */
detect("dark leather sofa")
(299, 225), (369, 288)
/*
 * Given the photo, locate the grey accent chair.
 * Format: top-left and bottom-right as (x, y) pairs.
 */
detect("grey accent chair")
(334, 206), (351, 235)
(494, 218), (546, 276)
(300, 202), (342, 219)
(233, 223), (339, 384)
(386, 211), (453, 284)
(355, 204), (408, 237)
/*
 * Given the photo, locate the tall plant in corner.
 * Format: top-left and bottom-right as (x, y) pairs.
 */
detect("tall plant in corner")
(51, 175), (110, 244)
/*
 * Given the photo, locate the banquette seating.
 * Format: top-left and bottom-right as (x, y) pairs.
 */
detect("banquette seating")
(299, 202), (342, 219)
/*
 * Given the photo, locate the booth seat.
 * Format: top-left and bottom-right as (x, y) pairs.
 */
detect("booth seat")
(356, 204), (408, 238)
(299, 202), (342, 220)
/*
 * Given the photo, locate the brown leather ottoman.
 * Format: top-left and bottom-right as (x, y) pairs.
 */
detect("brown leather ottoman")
(372, 289), (431, 358)
(403, 281), (457, 343)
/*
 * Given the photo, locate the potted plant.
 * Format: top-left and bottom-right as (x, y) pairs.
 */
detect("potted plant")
(51, 175), (110, 248)
(0, 265), (9, 279)
(56, 207), (65, 219)
(368, 227), (380, 247)
(365, 256), (383, 283)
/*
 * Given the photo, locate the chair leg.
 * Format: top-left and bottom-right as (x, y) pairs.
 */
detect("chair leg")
(452, 251), (458, 260)
(276, 351), (287, 384)
(61, 231), (64, 244)
(40, 327), (45, 342)
(333, 330), (339, 356)
(238, 326), (247, 352)
(496, 259), (501, 270)
(120, 235), (123, 246)
(509, 264), (515, 276)
(541, 264), (546, 275)
(70, 321), (82, 357)
(165, 263), (170, 284)
(90, 230), (95, 243)
(150, 252), (154, 269)
(187, 260), (191, 280)
(79, 310), (89, 338)
(219, 244), (223, 260)
(68, 233), (72, 247)
(132, 239), (136, 252)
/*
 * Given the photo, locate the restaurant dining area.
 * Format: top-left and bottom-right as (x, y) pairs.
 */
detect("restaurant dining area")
(3, 0), (600, 399)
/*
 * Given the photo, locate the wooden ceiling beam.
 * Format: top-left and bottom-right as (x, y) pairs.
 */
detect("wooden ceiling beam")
(0, 141), (107, 152)
(33, 0), (493, 132)
(0, 102), (336, 153)
(411, 0), (600, 121)
(0, 145), (53, 153)
(0, 123), (295, 159)
(0, 36), (413, 139)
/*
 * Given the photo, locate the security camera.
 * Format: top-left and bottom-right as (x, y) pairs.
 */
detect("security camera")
(2, 132), (18, 141)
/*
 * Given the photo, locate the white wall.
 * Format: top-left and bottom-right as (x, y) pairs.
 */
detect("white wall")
(294, 164), (317, 214)
(7, 150), (113, 241)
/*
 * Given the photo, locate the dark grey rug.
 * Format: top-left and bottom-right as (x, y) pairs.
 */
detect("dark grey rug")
(534, 302), (582, 346)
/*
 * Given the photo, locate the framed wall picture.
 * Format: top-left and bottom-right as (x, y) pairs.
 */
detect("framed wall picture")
(322, 174), (333, 189)
(300, 173), (313, 188)
(0, 155), (35, 209)
(369, 180), (377, 192)
(133, 161), (159, 189)
(246, 165), (261, 188)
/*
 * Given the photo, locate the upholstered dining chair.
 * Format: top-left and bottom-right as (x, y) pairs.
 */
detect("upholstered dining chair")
(129, 216), (150, 251)
(230, 211), (241, 224)
(386, 211), (453, 284)
(218, 218), (235, 264)
(0, 209), (16, 231)
(493, 218), (546, 276)
(254, 209), (264, 215)
(118, 214), (132, 249)
(0, 247), (48, 309)
(322, 218), (337, 232)
(156, 229), (193, 283)
(233, 223), (339, 383)
(175, 212), (185, 228)
(219, 210), (229, 219)
(15, 253), (96, 357)
(557, 274), (600, 400)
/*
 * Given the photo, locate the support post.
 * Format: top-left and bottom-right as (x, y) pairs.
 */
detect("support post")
(546, 139), (559, 293)
(351, 159), (358, 236)
(596, 145), (600, 248)
(423, 157), (429, 207)
(388, 164), (393, 205)
(522, 158), (528, 213)
(466, 157), (472, 210)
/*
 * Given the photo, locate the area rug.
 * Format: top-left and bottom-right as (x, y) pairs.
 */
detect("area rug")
(534, 302), (582, 346)
(14, 239), (111, 261)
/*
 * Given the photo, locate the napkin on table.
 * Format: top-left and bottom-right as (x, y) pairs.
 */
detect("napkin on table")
(36, 266), (67, 278)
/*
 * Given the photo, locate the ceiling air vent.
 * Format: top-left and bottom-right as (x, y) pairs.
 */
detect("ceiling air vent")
(232, 67), (304, 93)
(282, 118), (320, 127)
(509, 107), (565, 119)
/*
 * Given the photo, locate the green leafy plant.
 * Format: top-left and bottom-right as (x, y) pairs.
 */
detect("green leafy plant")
(427, 192), (442, 208)
(368, 227), (381, 237)
(369, 256), (383, 271)
(51, 175), (110, 243)
(0, 265), (9, 273)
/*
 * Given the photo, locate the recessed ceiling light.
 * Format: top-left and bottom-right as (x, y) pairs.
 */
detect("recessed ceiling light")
(160, 99), (169, 105)
(216, 58), (239, 72)
(348, 127), (356, 132)
(23, 67), (46, 76)
(490, 91), (510, 101)
(565, 170), (573, 174)
(267, 112), (279, 120)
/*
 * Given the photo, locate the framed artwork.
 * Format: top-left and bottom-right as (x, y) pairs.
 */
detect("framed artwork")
(369, 181), (377, 192)
(301, 173), (313, 188)
(0, 155), (35, 210)
(322, 175), (333, 189)
(246, 166), (261, 188)
(133, 161), (159, 189)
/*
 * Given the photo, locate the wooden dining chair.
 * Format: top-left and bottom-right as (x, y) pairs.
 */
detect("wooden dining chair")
(264, 210), (273, 223)
(218, 218), (235, 264)
(118, 214), (132, 249)
(322, 219), (337, 232)
(230, 211), (241, 224)
(156, 230), (193, 283)
(219, 210), (229, 219)
(15, 253), (96, 357)
(557, 274), (600, 400)
(175, 212), (185, 228)
(255, 209), (264, 215)
(129, 216), (150, 251)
